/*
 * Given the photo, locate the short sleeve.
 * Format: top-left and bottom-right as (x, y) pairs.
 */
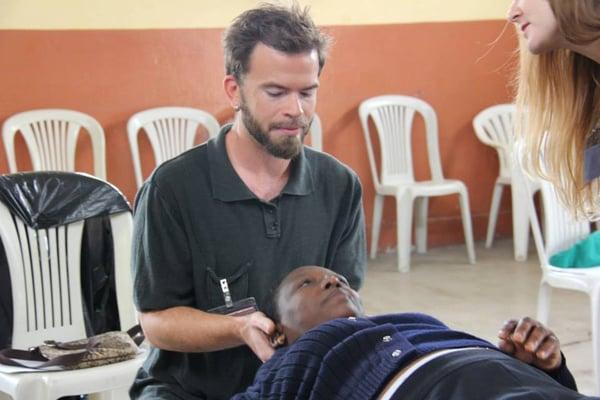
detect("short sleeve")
(132, 180), (195, 312)
(328, 173), (367, 290)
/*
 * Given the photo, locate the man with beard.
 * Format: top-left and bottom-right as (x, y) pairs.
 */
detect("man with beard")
(129, 3), (366, 400)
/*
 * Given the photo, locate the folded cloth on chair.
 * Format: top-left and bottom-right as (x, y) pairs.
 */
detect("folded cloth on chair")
(0, 325), (144, 372)
(550, 231), (600, 268)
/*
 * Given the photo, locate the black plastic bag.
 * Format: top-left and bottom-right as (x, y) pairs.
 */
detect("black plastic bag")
(0, 172), (131, 348)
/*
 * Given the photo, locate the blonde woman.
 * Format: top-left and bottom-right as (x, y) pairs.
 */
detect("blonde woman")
(508, 0), (600, 217)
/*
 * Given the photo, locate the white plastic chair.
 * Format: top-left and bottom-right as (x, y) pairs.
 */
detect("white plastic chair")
(308, 114), (322, 151)
(525, 176), (600, 393)
(127, 107), (220, 188)
(359, 95), (476, 272)
(2, 110), (106, 180)
(0, 184), (143, 399)
(473, 104), (539, 260)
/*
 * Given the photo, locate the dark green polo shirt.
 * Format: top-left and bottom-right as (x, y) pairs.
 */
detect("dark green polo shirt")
(131, 126), (366, 400)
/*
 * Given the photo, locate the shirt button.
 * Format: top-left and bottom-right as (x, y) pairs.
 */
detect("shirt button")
(382, 335), (392, 343)
(392, 349), (402, 357)
(348, 316), (356, 321)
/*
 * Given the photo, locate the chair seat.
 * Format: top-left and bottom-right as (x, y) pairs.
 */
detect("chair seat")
(0, 352), (145, 399)
(548, 265), (600, 275)
(378, 179), (466, 197)
(546, 265), (600, 292)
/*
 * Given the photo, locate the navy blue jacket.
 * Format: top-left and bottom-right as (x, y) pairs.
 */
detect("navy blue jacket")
(233, 313), (576, 400)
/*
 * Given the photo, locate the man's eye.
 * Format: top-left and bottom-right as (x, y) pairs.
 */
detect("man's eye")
(300, 91), (315, 98)
(267, 91), (284, 98)
(299, 279), (312, 288)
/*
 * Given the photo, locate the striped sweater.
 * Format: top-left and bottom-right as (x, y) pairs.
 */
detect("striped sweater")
(232, 313), (499, 399)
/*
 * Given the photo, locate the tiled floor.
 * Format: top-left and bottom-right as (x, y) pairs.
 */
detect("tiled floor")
(361, 239), (596, 396)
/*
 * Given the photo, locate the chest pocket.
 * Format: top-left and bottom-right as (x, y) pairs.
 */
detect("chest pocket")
(205, 260), (252, 309)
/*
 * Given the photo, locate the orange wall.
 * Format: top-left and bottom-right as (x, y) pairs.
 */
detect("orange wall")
(0, 20), (517, 250)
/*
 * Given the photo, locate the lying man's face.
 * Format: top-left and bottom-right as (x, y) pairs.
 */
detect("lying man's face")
(275, 266), (364, 344)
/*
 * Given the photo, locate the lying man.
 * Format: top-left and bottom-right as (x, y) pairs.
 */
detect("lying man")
(233, 266), (598, 399)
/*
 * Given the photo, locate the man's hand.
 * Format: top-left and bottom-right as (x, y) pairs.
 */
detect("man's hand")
(498, 317), (562, 371)
(236, 311), (276, 362)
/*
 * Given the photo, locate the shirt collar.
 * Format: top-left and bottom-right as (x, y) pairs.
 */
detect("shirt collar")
(585, 125), (600, 182)
(208, 125), (314, 202)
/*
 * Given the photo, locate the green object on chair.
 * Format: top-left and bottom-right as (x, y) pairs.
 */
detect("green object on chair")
(549, 231), (600, 268)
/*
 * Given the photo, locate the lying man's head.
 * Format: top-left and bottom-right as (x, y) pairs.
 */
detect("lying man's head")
(270, 266), (364, 344)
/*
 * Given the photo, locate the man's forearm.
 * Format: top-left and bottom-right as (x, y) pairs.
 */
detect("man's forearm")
(139, 306), (244, 352)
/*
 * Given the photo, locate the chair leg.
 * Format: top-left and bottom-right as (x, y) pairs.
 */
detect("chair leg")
(536, 279), (551, 325)
(415, 197), (428, 254)
(591, 286), (600, 395)
(396, 190), (413, 273)
(510, 176), (530, 262)
(370, 194), (384, 260)
(486, 182), (504, 248)
(458, 186), (476, 264)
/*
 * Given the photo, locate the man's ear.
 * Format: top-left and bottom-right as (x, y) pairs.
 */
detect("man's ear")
(270, 323), (287, 348)
(223, 75), (241, 111)
(270, 332), (286, 348)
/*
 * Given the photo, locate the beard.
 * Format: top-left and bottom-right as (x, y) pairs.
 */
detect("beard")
(239, 98), (311, 160)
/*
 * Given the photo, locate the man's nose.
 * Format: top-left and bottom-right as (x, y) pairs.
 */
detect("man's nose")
(507, 0), (521, 22)
(322, 274), (341, 290)
(284, 94), (304, 117)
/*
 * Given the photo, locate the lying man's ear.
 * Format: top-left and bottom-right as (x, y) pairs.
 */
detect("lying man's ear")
(270, 331), (287, 348)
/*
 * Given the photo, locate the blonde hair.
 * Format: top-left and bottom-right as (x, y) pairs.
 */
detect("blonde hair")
(515, 0), (600, 218)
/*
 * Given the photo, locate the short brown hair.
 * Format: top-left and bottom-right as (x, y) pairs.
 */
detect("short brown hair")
(223, 3), (331, 81)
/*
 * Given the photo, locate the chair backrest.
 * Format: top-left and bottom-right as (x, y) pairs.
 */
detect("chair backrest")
(359, 95), (444, 190)
(533, 179), (591, 264)
(2, 109), (106, 180)
(308, 114), (322, 151)
(473, 104), (516, 180)
(127, 107), (220, 188)
(0, 203), (134, 349)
